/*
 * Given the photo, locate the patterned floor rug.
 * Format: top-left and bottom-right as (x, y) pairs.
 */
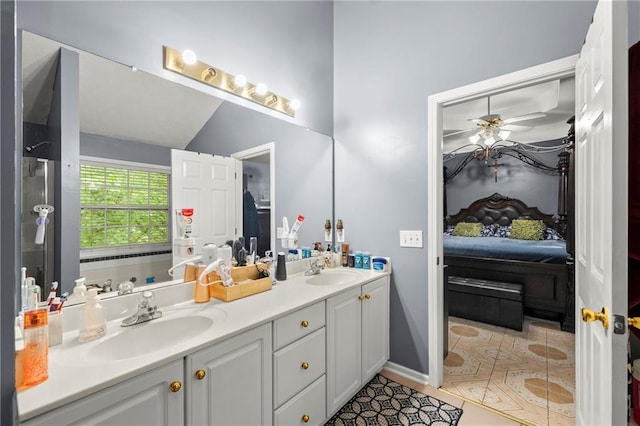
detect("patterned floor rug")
(325, 374), (463, 426)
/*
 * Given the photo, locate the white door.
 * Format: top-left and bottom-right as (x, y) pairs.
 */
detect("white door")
(326, 287), (362, 417)
(186, 323), (272, 426)
(574, 1), (628, 424)
(361, 276), (390, 383)
(171, 149), (242, 272)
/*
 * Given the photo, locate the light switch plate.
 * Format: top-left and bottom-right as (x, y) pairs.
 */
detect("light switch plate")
(400, 230), (423, 248)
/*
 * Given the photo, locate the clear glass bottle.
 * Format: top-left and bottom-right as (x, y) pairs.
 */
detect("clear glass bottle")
(78, 289), (107, 342)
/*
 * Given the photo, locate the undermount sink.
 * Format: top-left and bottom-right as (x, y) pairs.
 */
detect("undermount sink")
(87, 315), (214, 361)
(305, 270), (359, 286)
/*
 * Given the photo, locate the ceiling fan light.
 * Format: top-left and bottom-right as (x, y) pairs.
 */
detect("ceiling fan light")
(498, 130), (511, 140)
(484, 135), (496, 146)
(469, 134), (481, 144)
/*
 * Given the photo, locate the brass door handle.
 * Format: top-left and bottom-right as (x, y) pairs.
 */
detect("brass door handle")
(629, 317), (640, 329)
(302, 414), (310, 423)
(358, 295), (364, 301)
(301, 361), (309, 370)
(364, 293), (371, 299)
(169, 381), (182, 392)
(301, 320), (309, 328)
(581, 307), (609, 330)
(195, 369), (206, 380)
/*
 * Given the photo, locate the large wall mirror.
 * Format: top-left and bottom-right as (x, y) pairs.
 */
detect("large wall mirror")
(21, 30), (333, 301)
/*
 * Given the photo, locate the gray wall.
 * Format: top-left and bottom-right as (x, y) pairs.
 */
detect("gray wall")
(17, 1), (334, 136)
(187, 101), (333, 250)
(80, 132), (172, 167)
(445, 141), (566, 216)
(333, 1), (597, 374)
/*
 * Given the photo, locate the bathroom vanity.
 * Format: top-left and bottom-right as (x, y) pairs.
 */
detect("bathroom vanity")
(18, 267), (390, 425)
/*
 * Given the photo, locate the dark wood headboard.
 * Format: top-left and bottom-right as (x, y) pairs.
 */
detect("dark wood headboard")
(446, 193), (562, 234)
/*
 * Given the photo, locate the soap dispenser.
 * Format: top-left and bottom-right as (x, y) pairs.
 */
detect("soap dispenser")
(78, 288), (106, 342)
(68, 277), (87, 304)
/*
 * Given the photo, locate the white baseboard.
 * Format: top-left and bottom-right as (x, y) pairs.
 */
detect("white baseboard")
(383, 361), (429, 385)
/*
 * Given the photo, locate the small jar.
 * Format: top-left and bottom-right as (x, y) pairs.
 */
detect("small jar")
(348, 254), (355, 268)
(354, 251), (363, 269)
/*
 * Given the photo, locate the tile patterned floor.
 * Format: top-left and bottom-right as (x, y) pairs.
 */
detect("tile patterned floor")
(380, 369), (526, 426)
(442, 316), (575, 426)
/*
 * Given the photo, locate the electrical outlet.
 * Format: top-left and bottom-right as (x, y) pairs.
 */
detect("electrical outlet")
(400, 230), (423, 248)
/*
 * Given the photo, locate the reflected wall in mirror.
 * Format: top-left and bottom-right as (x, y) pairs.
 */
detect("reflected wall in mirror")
(21, 31), (333, 299)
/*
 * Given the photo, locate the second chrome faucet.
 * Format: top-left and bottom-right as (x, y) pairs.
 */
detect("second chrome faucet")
(121, 290), (162, 327)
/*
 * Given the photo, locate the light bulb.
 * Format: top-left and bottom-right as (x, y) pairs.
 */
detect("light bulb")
(484, 135), (496, 146)
(469, 133), (481, 144)
(255, 83), (268, 96)
(181, 50), (197, 65)
(498, 130), (511, 141)
(233, 74), (247, 88)
(289, 99), (301, 110)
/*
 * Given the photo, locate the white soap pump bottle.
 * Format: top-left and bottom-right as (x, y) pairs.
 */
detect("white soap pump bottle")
(78, 288), (107, 342)
(68, 277), (87, 304)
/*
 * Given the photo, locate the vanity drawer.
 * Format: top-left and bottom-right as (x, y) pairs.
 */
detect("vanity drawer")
(273, 327), (326, 408)
(274, 375), (326, 426)
(273, 301), (325, 349)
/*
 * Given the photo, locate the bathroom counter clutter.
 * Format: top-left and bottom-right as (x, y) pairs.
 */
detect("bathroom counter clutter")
(16, 267), (390, 423)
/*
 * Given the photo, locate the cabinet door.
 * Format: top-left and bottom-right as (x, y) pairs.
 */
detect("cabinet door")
(326, 287), (361, 417)
(361, 276), (390, 382)
(186, 323), (272, 426)
(22, 359), (184, 426)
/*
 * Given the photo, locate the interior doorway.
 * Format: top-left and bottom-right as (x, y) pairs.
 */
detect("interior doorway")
(232, 142), (276, 259)
(426, 56), (578, 422)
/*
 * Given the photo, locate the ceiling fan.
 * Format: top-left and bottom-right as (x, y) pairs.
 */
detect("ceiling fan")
(444, 97), (546, 144)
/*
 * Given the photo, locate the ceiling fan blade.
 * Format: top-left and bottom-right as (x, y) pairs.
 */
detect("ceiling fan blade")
(503, 112), (546, 124)
(444, 128), (475, 138)
(470, 118), (490, 124)
(501, 124), (532, 132)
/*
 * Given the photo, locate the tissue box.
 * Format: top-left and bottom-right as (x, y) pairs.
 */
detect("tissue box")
(208, 262), (272, 302)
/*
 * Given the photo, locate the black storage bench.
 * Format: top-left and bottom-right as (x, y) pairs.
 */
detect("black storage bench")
(447, 276), (524, 331)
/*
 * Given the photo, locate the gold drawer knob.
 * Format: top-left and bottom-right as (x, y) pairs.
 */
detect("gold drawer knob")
(358, 295), (364, 301)
(301, 361), (309, 370)
(195, 369), (206, 380)
(365, 293), (371, 299)
(301, 320), (309, 328)
(169, 381), (182, 392)
(302, 414), (310, 423)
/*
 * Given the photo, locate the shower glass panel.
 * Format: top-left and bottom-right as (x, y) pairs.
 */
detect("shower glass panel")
(22, 157), (55, 292)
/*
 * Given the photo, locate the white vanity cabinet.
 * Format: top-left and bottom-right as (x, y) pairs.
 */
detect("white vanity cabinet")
(272, 301), (327, 426)
(21, 359), (185, 426)
(185, 323), (272, 426)
(326, 275), (389, 418)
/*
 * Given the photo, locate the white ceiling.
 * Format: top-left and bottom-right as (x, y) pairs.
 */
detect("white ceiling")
(22, 32), (224, 149)
(443, 77), (575, 153)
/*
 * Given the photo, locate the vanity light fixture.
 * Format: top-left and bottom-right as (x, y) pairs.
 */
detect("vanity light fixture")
(163, 46), (298, 117)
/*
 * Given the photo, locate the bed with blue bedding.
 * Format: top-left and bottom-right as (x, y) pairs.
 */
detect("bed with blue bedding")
(444, 193), (572, 329)
(444, 235), (568, 264)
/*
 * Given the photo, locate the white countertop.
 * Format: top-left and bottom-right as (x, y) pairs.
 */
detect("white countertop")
(17, 266), (389, 422)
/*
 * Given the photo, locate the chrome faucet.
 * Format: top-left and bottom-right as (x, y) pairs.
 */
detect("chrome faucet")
(305, 257), (325, 276)
(121, 290), (162, 327)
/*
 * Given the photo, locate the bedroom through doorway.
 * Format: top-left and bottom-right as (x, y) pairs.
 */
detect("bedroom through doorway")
(430, 57), (578, 426)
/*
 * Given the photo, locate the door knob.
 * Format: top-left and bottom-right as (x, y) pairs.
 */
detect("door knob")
(581, 306), (609, 330)
(169, 381), (182, 392)
(195, 369), (206, 380)
(629, 317), (640, 329)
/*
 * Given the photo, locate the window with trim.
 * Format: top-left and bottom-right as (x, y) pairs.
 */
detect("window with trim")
(80, 159), (170, 256)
